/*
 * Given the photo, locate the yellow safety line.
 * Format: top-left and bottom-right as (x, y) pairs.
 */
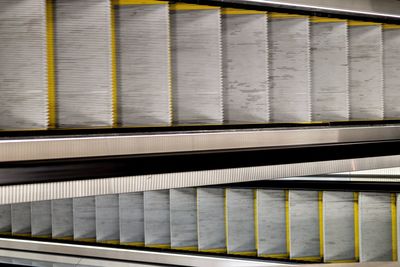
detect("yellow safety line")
(113, 0), (168, 5)
(229, 251), (257, 256)
(326, 259), (359, 263)
(171, 246), (198, 251)
(53, 236), (74, 241)
(254, 189), (259, 252)
(120, 242), (145, 246)
(75, 238), (97, 243)
(354, 192), (360, 261)
(170, 3), (220, 10)
(199, 248), (227, 253)
(222, 8), (265, 15)
(392, 193), (398, 261)
(348, 20), (381, 26)
(146, 244), (171, 249)
(111, 4), (118, 127)
(285, 190), (290, 255)
(269, 12), (308, 19)
(259, 253), (289, 259)
(318, 191), (324, 259)
(290, 256), (322, 262)
(384, 24), (400, 29)
(310, 16), (346, 23)
(46, 0), (56, 128)
(32, 235), (52, 239)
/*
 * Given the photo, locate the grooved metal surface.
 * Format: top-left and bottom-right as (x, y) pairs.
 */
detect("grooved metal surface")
(349, 25), (384, 120)
(54, 0), (113, 128)
(269, 17), (311, 123)
(222, 13), (269, 124)
(2, 154), (400, 205)
(171, 9), (223, 125)
(1, 126), (400, 162)
(311, 21), (349, 121)
(0, 0), (47, 130)
(115, 4), (171, 126)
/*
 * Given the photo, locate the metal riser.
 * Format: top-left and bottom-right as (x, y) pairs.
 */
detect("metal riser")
(0, 189), (398, 263)
(1, 2), (400, 130)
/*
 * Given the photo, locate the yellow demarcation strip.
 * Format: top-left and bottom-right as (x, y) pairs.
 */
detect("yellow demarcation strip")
(391, 193), (398, 261)
(229, 251), (257, 256)
(254, 189), (259, 252)
(311, 16), (346, 23)
(98, 240), (120, 245)
(285, 190), (290, 255)
(348, 20), (381, 26)
(46, 0), (56, 128)
(171, 246), (198, 251)
(170, 3), (220, 11)
(113, 0), (168, 5)
(269, 12), (308, 19)
(259, 253), (289, 259)
(111, 4), (118, 127)
(120, 242), (145, 246)
(199, 248), (227, 253)
(222, 8), (265, 15)
(354, 192), (360, 261)
(318, 191), (324, 259)
(384, 24), (400, 29)
(76, 238), (97, 243)
(146, 244), (171, 249)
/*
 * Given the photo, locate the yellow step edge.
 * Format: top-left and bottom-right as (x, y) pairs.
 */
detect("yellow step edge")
(12, 233), (31, 237)
(354, 192), (360, 261)
(259, 253), (289, 259)
(384, 24), (400, 29)
(325, 259), (359, 263)
(171, 246), (198, 251)
(224, 189), (229, 253)
(269, 12), (308, 19)
(222, 8), (265, 15)
(348, 20), (381, 26)
(113, 0), (168, 5)
(120, 242), (145, 246)
(53, 236), (74, 241)
(310, 16), (346, 23)
(98, 240), (120, 245)
(391, 193), (398, 261)
(75, 238), (97, 243)
(228, 251), (257, 256)
(290, 256), (323, 262)
(146, 244), (171, 249)
(170, 3), (220, 10)
(198, 248), (227, 254)
(47, 0), (56, 129)
(32, 235), (52, 239)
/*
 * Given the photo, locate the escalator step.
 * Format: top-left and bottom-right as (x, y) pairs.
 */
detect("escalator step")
(0, 205), (11, 234)
(11, 203), (31, 236)
(73, 196), (96, 242)
(51, 199), (73, 240)
(119, 192), (144, 246)
(31, 200), (52, 238)
(95, 194), (119, 244)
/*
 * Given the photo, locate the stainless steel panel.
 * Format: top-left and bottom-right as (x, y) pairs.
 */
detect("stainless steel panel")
(197, 188), (226, 252)
(0, 205), (11, 234)
(269, 15), (311, 122)
(349, 24), (383, 120)
(257, 189), (287, 258)
(52, 198), (73, 239)
(289, 190), (320, 260)
(115, 4), (171, 126)
(323, 191), (356, 262)
(11, 203), (31, 235)
(73, 197), (96, 241)
(2, 125), (400, 162)
(170, 188), (198, 250)
(359, 192), (393, 262)
(311, 20), (349, 121)
(0, 0), (48, 130)
(119, 192), (144, 245)
(2, 154), (400, 205)
(54, 0), (113, 128)
(95, 194), (119, 243)
(170, 7), (223, 125)
(222, 12), (269, 124)
(31, 200), (52, 237)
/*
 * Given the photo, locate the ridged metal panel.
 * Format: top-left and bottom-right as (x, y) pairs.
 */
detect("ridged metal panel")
(269, 16), (311, 122)
(73, 197), (96, 241)
(222, 13), (269, 124)
(54, 0), (113, 128)
(349, 24), (384, 120)
(115, 4), (171, 126)
(31, 200), (52, 237)
(95, 194), (119, 243)
(0, 0), (47, 130)
(0, 205), (11, 234)
(51, 198), (73, 239)
(311, 20), (349, 121)
(170, 8), (223, 125)
(119, 192), (144, 245)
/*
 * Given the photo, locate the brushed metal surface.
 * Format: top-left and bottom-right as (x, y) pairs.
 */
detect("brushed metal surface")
(1, 126), (400, 162)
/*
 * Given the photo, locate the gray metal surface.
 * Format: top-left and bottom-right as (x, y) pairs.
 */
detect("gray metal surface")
(11, 203), (31, 235)
(349, 24), (383, 120)
(95, 194), (119, 243)
(269, 16), (311, 123)
(383, 27), (400, 119)
(257, 189), (287, 258)
(144, 190), (170, 247)
(289, 190), (320, 260)
(2, 125), (400, 163)
(0, 238), (292, 267)
(170, 7), (223, 125)
(51, 199), (73, 239)
(226, 189), (256, 255)
(170, 188), (198, 249)
(197, 188), (226, 252)
(0, 0), (48, 130)
(119, 192), (144, 245)
(222, 12), (269, 124)
(311, 20), (349, 122)
(54, 0), (113, 128)
(323, 191), (356, 262)
(31, 201), (52, 237)
(0, 205), (10, 234)
(115, 4), (171, 126)
(2, 154), (400, 205)
(359, 192), (393, 262)
(73, 197), (96, 241)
